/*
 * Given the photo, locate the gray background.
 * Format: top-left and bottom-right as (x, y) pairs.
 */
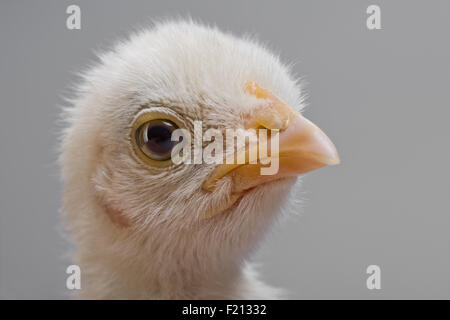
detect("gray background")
(1, 0), (449, 299)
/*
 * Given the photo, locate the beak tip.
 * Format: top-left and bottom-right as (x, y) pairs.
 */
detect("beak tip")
(328, 156), (341, 166)
(316, 140), (340, 167)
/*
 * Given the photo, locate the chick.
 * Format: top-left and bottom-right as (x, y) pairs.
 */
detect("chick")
(60, 20), (339, 299)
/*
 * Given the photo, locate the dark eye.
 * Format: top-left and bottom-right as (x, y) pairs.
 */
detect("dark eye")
(135, 119), (180, 161)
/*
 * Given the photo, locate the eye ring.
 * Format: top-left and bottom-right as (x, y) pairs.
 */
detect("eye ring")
(131, 109), (185, 168)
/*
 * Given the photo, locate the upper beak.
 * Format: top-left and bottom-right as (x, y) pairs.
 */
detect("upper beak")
(202, 81), (340, 194)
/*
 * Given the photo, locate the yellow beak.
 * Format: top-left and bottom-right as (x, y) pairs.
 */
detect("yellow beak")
(202, 81), (340, 194)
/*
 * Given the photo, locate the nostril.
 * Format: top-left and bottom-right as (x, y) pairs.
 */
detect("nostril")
(244, 81), (297, 131)
(256, 113), (283, 131)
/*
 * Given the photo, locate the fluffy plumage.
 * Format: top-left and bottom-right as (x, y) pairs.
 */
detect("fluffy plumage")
(60, 20), (311, 299)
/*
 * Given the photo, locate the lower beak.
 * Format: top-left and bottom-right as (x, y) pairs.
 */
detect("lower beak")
(203, 81), (340, 196)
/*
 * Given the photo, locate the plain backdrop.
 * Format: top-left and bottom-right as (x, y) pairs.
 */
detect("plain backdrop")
(1, 0), (449, 299)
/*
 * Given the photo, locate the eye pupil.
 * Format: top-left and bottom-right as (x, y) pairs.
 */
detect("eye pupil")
(136, 119), (180, 161)
(146, 122), (174, 152)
